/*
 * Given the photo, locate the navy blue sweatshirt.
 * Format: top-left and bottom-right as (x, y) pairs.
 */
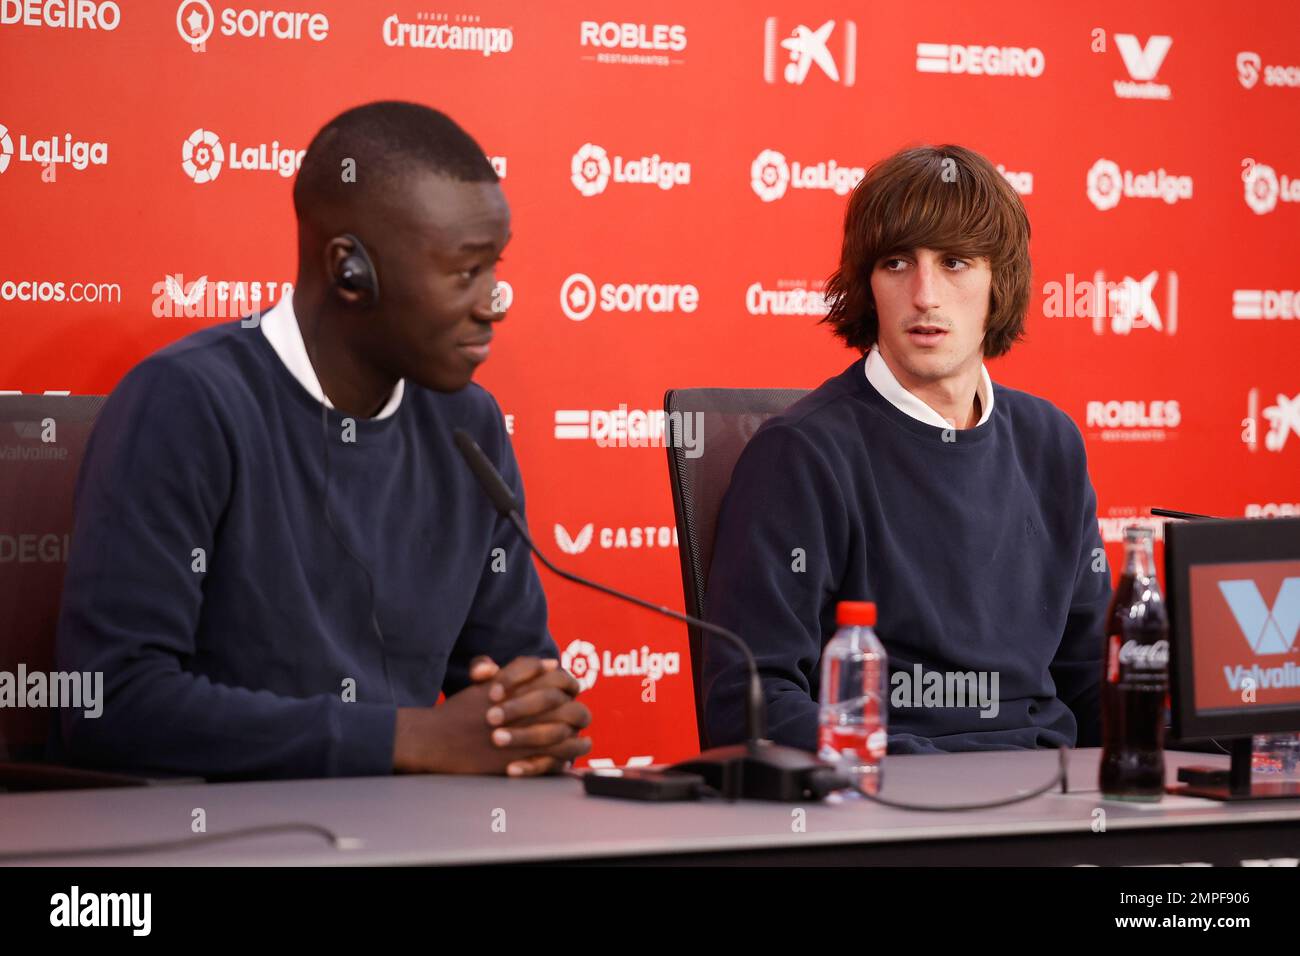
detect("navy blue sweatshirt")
(703, 356), (1111, 754)
(53, 320), (553, 779)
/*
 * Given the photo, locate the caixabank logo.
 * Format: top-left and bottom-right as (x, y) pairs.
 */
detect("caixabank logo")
(560, 638), (681, 693)
(181, 127), (304, 183)
(1243, 387), (1300, 453)
(762, 17), (856, 86)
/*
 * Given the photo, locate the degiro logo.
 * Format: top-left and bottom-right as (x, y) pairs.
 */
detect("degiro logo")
(1219, 578), (1300, 654)
(560, 638), (681, 692)
(750, 148), (864, 202)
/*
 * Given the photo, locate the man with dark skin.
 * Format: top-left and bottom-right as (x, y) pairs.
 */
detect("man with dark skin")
(55, 102), (590, 779)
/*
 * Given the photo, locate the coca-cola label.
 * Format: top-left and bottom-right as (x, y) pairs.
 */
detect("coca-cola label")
(1108, 635), (1170, 682)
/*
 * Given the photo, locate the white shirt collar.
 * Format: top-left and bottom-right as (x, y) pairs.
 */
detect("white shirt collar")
(864, 344), (994, 429)
(258, 290), (404, 420)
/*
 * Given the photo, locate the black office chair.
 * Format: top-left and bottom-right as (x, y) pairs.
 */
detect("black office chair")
(0, 395), (150, 788)
(663, 387), (808, 747)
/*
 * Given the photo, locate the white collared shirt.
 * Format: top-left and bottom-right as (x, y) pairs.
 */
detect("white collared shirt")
(258, 291), (404, 420)
(865, 344), (994, 429)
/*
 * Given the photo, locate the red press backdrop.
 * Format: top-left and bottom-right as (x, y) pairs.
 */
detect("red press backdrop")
(2, 1), (1298, 767)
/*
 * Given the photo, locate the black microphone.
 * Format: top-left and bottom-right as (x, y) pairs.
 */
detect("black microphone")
(1151, 508), (1222, 521)
(452, 428), (844, 801)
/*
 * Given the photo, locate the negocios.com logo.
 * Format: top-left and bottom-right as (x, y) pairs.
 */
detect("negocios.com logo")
(553, 406), (703, 458)
(1084, 400), (1180, 443)
(1042, 269), (1178, 335)
(1242, 159), (1300, 215)
(176, 1), (328, 47)
(762, 17), (856, 86)
(746, 279), (830, 316)
(1, 278), (121, 304)
(1237, 51), (1300, 89)
(1243, 388), (1300, 453)
(916, 40), (1045, 77)
(560, 638), (681, 693)
(569, 143), (690, 195)
(382, 13), (513, 56)
(180, 127), (304, 183)
(1, 0), (119, 29)
(1086, 158), (1192, 210)
(750, 149), (864, 202)
(554, 523), (679, 555)
(0, 122), (107, 176)
(1233, 288), (1300, 320)
(559, 272), (697, 321)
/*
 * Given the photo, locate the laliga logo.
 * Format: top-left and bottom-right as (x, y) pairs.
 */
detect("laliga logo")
(1219, 579), (1300, 654)
(571, 143), (611, 196)
(751, 149), (790, 202)
(181, 128), (224, 183)
(561, 640), (600, 692)
(0, 124), (11, 174)
(1086, 158), (1192, 210)
(1242, 160), (1300, 215)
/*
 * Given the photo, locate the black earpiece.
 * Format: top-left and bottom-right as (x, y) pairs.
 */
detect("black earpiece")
(335, 232), (379, 304)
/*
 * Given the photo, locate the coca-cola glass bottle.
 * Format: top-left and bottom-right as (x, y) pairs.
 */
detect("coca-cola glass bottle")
(1100, 526), (1170, 801)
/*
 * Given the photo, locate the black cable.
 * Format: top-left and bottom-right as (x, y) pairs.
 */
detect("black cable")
(309, 316), (396, 708)
(846, 744), (1070, 812)
(0, 823), (356, 862)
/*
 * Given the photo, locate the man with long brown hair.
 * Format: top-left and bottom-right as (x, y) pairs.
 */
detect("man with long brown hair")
(703, 144), (1110, 754)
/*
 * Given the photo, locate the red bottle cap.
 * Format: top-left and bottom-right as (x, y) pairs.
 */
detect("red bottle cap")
(837, 601), (876, 627)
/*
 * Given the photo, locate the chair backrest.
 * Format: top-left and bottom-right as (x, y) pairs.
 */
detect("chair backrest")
(663, 387), (808, 745)
(0, 395), (105, 761)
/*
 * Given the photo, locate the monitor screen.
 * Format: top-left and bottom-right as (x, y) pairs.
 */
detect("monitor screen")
(1189, 560), (1300, 714)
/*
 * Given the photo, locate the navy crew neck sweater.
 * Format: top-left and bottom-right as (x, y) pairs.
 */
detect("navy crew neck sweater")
(703, 356), (1111, 754)
(53, 320), (553, 779)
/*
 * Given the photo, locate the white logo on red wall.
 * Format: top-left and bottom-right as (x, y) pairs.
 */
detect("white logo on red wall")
(180, 128), (304, 183)
(1113, 33), (1172, 99)
(746, 280), (830, 316)
(579, 20), (686, 67)
(0, 122), (108, 175)
(554, 523), (678, 553)
(1220, 579), (1300, 654)
(1, 1), (119, 29)
(570, 143), (689, 196)
(1086, 158), (1192, 209)
(916, 41), (1045, 77)
(559, 273), (698, 321)
(1237, 51), (1300, 89)
(1243, 161), (1300, 215)
(1042, 270), (1178, 335)
(1246, 503), (1300, 518)
(381, 14), (513, 55)
(763, 18), (856, 86)
(1244, 388), (1300, 453)
(997, 163), (1033, 195)
(1098, 511), (1165, 544)
(750, 149), (863, 202)
(1233, 289), (1299, 320)
(177, 1), (329, 46)
(1085, 400), (1180, 442)
(560, 638), (681, 692)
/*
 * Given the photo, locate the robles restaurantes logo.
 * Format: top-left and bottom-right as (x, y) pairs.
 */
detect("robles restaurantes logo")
(180, 127), (304, 183)
(175, 0), (329, 47)
(569, 143), (690, 196)
(1237, 51), (1300, 89)
(1085, 400), (1181, 443)
(381, 12), (513, 56)
(579, 20), (686, 67)
(1086, 158), (1192, 210)
(560, 638), (681, 693)
(559, 272), (697, 321)
(915, 40), (1045, 77)
(750, 148), (864, 202)
(0, 121), (107, 176)
(1, 0), (120, 29)
(553, 522), (679, 555)
(1243, 160), (1300, 215)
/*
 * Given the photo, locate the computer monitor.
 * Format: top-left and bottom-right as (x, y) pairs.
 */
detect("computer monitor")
(1165, 516), (1300, 800)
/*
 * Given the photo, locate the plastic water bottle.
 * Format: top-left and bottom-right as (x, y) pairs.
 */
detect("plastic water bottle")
(818, 601), (888, 794)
